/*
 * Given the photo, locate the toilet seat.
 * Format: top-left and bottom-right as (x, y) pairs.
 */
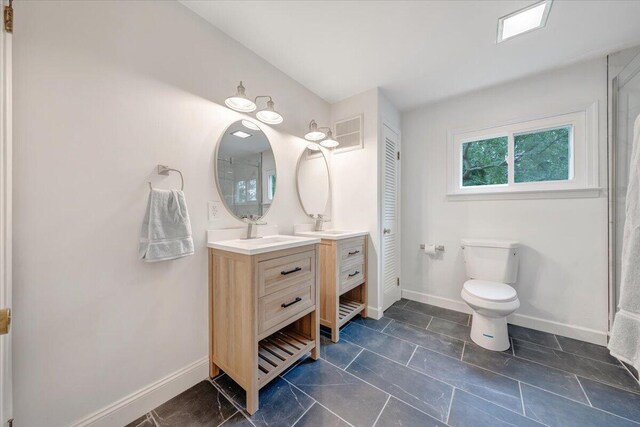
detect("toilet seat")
(461, 279), (520, 317)
(463, 280), (517, 302)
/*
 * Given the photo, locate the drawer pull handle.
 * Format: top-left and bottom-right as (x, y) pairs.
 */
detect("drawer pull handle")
(281, 297), (302, 308)
(348, 271), (360, 277)
(348, 250), (360, 255)
(281, 267), (302, 275)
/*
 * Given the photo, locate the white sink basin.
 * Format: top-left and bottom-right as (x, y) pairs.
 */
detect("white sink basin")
(295, 230), (368, 240)
(208, 234), (321, 255)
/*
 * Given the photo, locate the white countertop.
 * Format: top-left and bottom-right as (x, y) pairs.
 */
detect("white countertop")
(207, 234), (321, 255)
(295, 230), (368, 241)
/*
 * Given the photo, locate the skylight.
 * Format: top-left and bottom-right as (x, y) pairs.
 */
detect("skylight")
(231, 130), (251, 138)
(497, 0), (552, 43)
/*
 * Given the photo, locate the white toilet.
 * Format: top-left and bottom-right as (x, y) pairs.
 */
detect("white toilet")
(460, 239), (520, 351)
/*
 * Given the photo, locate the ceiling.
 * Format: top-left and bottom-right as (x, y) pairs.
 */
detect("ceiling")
(181, 1), (640, 111)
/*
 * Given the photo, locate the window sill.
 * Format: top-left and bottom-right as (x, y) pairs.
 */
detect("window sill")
(446, 187), (602, 201)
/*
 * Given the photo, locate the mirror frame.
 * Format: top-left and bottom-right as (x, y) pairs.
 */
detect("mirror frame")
(295, 148), (331, 219)
(214, 119), (278, 222)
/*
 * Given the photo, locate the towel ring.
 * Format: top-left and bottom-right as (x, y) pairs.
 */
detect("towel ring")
(148, 165), (184, 191)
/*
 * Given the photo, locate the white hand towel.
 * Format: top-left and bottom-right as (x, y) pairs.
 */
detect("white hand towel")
(138, 189), (194, 262)
(609, 113), (640, 373)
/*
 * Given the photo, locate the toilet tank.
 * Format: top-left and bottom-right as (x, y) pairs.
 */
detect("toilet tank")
(462, 239), (520, 284)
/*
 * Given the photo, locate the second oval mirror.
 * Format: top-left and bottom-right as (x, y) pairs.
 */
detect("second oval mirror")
(296, 148), (330, 218)
(216, 120), (276, 220)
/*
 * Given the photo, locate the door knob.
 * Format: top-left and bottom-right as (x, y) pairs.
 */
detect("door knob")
(383, 228), (391, 235)
(0, 308), (10, 335)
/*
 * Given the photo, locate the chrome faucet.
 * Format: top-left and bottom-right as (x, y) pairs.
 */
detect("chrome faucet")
(313, 214), (329, 231)
(242, 215), (266, 239)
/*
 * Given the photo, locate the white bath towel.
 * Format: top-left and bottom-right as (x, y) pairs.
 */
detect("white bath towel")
(609, 113), (640, 373)
(138, 189), (194, 262)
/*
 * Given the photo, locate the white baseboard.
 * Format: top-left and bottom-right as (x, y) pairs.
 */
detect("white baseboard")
(401, 289), (608, 346)
(402, 290), (472, 314)
(71, 356), (209, 427)
(367, 306), (383, 320)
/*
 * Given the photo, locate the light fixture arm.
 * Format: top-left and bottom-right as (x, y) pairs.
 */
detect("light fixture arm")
(254, 95), (273, 103)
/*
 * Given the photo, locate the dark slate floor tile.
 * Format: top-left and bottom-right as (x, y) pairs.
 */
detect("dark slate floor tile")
(556, 335), (621, 365)
(383, 306), (433, 329)
(340, 322), (416, 364)
(284, 358), (388, 427)
(125, 413), (156, 427)
(391, 298), (410, 309)
(427, 317), (471, 342)
(408, 346), (523, 413)
(351, 315), (391, 331)
(522, 383), (637, 427)
(350, 314), (392, 331)
(214, 375), (313, 427)
(219, 411), (253, 426)
(375, 397), (447, 427)
(346, 350), (453, 421)
(508, 324), (560, 349)
(384, 320), (465, 359)
(579, 377), (640, 423)
(293, 403), (349, 427)
(448, 389), (543, 427)
(403, 300), (471, 326)
(513, 339), (640, 393)
(462, 342), (589, 403)
(319, 334), (362, 369)
(623, 362), (639, 381)
(151, 380), (237, 427)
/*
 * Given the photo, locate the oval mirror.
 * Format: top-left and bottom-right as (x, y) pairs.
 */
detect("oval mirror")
(296, 147), (330, 217)
(215, 120), (276, 220)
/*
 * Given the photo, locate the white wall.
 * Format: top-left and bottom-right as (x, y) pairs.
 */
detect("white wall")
(12, 1), (329, 426)
(330, 89), (381, 313)
(401, 58), (609, 344)
(329, 88), (400, 316)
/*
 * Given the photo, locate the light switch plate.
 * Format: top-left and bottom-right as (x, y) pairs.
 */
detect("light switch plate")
(208, 201), (223, 221)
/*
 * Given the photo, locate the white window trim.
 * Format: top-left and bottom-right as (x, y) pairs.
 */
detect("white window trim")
(447, 102), (600, 200)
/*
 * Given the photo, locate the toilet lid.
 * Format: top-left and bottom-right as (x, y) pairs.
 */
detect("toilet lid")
(463, 280), (517, 302)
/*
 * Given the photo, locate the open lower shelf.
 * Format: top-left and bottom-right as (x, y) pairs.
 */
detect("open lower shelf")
(338, 298), (366, 327)
(257, 329), (314, 387)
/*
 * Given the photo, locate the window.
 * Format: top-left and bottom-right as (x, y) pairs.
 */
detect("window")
(448, 105), (598, 198)
(462, 136), (508, 187)
(267, 174), (276, 201)
(247, 179), (257, 202)
(514, 126), (571, 183)
(235, 180), (246, 203)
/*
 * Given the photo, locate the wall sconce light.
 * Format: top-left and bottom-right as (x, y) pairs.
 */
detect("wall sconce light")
(225, 81), (283, 125)
(320, 129), (339, 148)
(304, 120), (340, 149)
(304, 120), (326, 141)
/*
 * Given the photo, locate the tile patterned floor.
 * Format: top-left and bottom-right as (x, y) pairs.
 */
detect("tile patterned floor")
(126, 299), (640, 427)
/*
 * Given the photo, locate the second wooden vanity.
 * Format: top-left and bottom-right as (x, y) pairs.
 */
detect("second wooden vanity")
(208, 236), (321, 414)
(297, 231), (368, 342)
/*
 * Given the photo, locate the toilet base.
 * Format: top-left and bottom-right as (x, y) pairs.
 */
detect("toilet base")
(469, 311), (510, 351)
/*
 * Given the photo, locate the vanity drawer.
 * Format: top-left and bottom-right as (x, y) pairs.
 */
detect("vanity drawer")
(258, 282), (315, 334)
(258, 250), (316, 297)
(338, 237), (365, 267)
(339, 262), (365, 293)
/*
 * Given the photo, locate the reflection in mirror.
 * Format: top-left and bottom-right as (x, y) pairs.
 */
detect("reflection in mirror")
(216, 120), (276, 220)
(296, 148), (330, 217)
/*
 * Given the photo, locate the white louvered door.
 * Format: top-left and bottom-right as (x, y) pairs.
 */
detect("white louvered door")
(382, 126), (401, 311)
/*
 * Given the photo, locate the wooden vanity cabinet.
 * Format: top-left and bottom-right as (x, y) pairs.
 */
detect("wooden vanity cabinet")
(208, 244), (320, 414)
(319, 235), (368, 342)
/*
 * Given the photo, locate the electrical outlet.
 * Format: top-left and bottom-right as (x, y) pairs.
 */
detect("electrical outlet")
(208, 201), (222, 221)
